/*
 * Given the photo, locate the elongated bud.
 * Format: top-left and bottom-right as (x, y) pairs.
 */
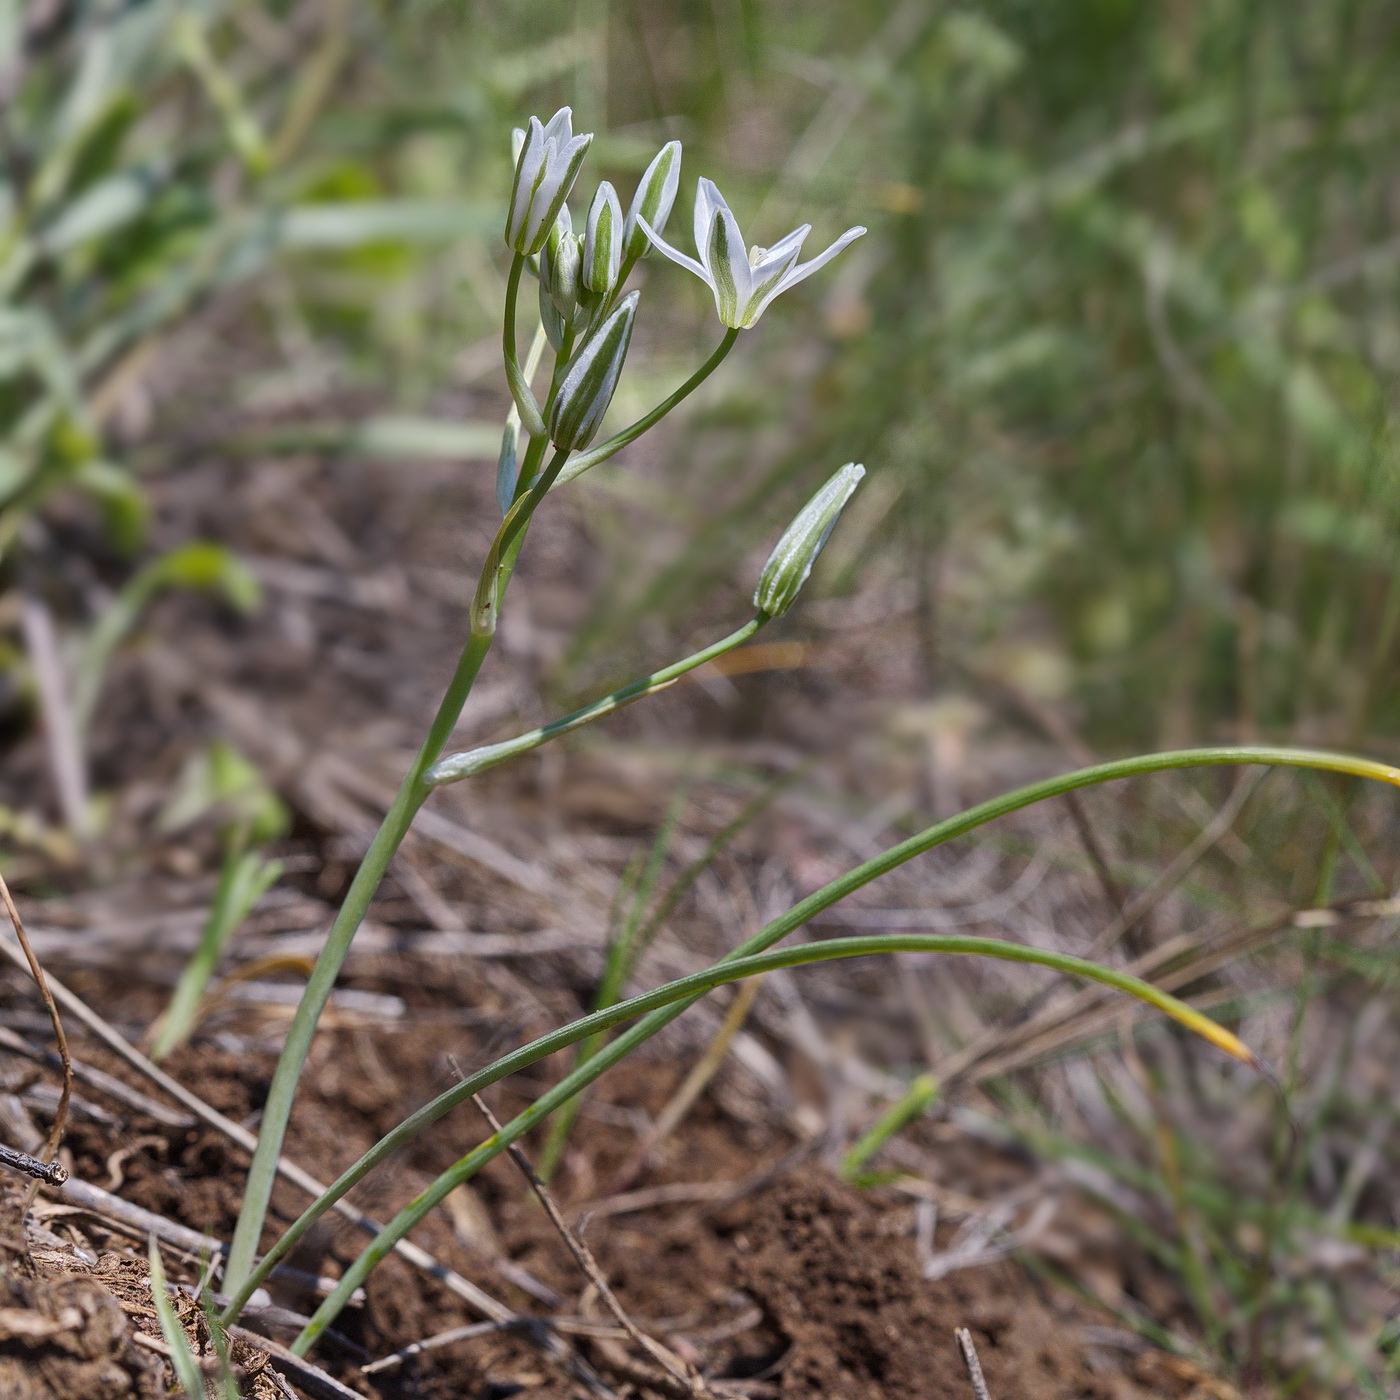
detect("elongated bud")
(495, 425), (518, 516)
(754, 463), (865, 618)
(547, 291), (639, 451)
(583, 181), (623, 295)
(539, 287), (567, 352)
(624, 141), (681, 262)
(506, 108), (593, 255)
(539, 207), (581, 317)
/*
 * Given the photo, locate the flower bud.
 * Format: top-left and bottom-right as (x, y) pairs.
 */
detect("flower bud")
(624, 141), (681, 262)
(583, 181), (623, 296)
(539, 207), (581, 317)
(495, 424), (518, 516)
(506, 108), (593, 255)
(753, 463), (865, 618)
(547, 291), (639, 452)
(539, 286), (567, 352)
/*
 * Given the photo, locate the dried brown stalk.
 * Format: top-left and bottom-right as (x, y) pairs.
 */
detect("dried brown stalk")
(0, 870), (72, 1188)
(472, 1093), (711, 1398)
(955, 1327), (992, 1400)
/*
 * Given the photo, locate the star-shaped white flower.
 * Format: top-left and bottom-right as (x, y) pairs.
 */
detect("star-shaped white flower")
(640, 178), (865, 329)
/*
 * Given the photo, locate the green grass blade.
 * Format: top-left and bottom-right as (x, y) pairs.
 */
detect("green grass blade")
(148, 1240), (206, 1400)
(150, 849), (282, 1062)
(214, 743), (1400, 1341)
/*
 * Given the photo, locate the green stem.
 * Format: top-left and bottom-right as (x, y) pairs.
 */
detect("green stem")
(554, 327), (740, 488)
(218, 743), (1400, 1337)
(471, 447), (568, 632)
(284, 927), (1258, 1355)
(503, 253), (547, 439)
(222, 628), (495, 1295)
(426, 616), (766, 785)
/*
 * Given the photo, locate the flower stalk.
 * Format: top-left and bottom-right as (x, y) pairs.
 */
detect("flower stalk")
(427, 615), (767, 786)
(222, 103), (894, 1316)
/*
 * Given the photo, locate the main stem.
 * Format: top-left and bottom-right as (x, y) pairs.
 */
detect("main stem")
(224, 628), (494, 1293)
(503, 253), (546, 438)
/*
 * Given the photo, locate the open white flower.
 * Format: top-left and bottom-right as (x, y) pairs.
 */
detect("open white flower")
(506, 108), (593, 256)
(639, 178), (865, 329)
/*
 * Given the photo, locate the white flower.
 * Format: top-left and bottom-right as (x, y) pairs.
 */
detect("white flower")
(640, 178), (866, 329)
(506, 108), (593, 256)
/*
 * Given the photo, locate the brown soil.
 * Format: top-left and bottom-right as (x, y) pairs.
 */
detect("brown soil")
(0, 335), (1237, 1398)
(0, 991), (1206, 1400)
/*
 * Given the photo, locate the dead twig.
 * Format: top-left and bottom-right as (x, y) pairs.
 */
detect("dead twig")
(955, 1327), (992, 1400)
(472, 1093), (710, 1398)
(0, 872), (71, 1191)
(0, 1141), (66, 1185)
(361, 1319), (522, 1374)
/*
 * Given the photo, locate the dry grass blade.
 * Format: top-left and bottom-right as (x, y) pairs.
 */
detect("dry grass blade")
(362, 1319), (518, 1375)
(18, 590), (91, 844)
(0, 872), (72, 1188)
(955, 1327), (992, 1400)
(1084, 766), (1264, 959)
(0, 1025), (194, 1128)
(611, 975), (764, 1192)
(472, 1093), (710, 1398)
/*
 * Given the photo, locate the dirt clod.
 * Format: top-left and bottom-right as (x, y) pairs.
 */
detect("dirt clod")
(729, 1170), (1157, 1400)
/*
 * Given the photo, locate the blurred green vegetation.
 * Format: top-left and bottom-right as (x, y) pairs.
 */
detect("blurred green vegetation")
(391, 0), (1400, 763)
(10, 2), (1400, 756)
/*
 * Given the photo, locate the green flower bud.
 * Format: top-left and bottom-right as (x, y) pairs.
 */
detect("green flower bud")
(753, 463), (865, 618)
(547, 291), (639, 452)
(583, 181), (623, 296)
(495, 424), (518, 516)
(624, 140), (681, 262)
(539, 207), (581, 318)
(539, 287), (567, 352)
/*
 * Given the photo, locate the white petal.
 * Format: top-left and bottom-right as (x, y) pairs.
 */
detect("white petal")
(506, 117), (547, 245)
(707, 205), (752, 327)
(773, 225), (867, 295)
(542, 107), (574, 144)
(693, 177), (727, 277)
(637, 215), (709, 282)
(525, 142), (567, 246)
(738, 246), (802, 326)
(751, 224), (810, 274)
(746, 226), (866, 324)
(624, 140), (682, 256)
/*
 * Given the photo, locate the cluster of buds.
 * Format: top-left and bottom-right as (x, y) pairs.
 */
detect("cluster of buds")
(506, 108), (865, 459)
(508, 117), (679, 454)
